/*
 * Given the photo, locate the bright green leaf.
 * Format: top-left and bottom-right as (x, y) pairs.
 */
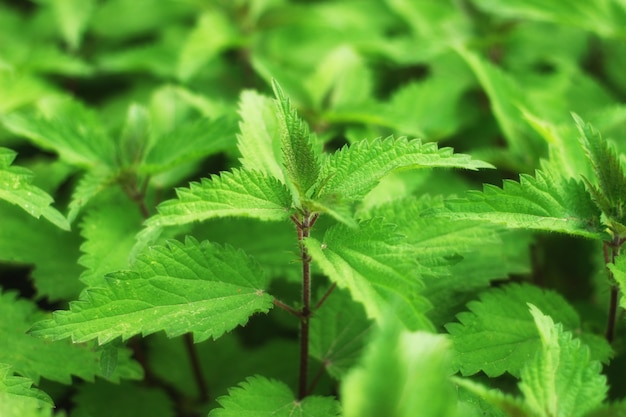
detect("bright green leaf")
(0, 147), (69, 230)
(432, 162), (606, 240)
(315, 136), (493, 203)
(0, 363), (53, 417)
(342, 320), (456, 417)
(210, 375), (341, 417)
(520, 305), (607, 417)
(50, 0), (95, 50)
(29, 238), (274, 344)
(272, 79), (321, 197)
(305, 218), (433, 331)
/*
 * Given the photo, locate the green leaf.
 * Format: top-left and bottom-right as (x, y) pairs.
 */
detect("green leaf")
(574, 114), (626, 229)
(1, 98), (116, 168)
(67, 167), (117, 223)
(0, 147), (69, 230)
(140, 115), (237, 174)
(72, 380), (175, 417)
(315, 136), (494, 203)
(0, 363), (53, 417)
(342, 320), (456, 417)
(50, 0), (95, 50)
(0, 290), (142, 384)
(0, 204), (83, 301)
(520, 305), (607, 417)
(236, 90), (284, 182)
(210, 375), (341, 417)
(309, 288), (373, 379)
(305, 218), (433, 331)
(432, 163), (606, 240)
(79, 194), (143, 288)
(446, 283), (611, 378)
(29, 238), (274, 344)
(453, 377), (531, 417)
(272, 79), (321, 197)
(609, 252), (626, 308)
(144, 169), (293, 232)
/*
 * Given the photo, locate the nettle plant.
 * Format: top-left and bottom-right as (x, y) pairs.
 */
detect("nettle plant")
(3, 79), (626, 417)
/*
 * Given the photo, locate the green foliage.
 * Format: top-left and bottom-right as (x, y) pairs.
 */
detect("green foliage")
(3, 1), (626, 415)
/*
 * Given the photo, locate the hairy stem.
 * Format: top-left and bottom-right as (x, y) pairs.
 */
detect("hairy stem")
(184, 333), (209, 402)
(604, 237), (622, 343)
(315, 282), (337, 311)
(273, 298), (301, 318)
(293, 212), (318, 400)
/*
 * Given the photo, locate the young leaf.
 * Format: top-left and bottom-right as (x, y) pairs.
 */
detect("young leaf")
(342, 320), (456, 417)
(0, 147), (69, 230)
(305, 218), (433, 331)
(453, 377), (530, 417)
(574, 114), (626, 229)
(315, 136), (494, 203)
(144, 169), (293, 231)
(236, 90), (284, 182)
(309, 287), (373, 379)
(520, 305), (607, 417)
(446, 283), (611, 378)
(0, 363), (54, 416)
(272, 79), (321, 197)
(67, 167), (117, 223)
(0, 290), (142, 384)
(210, 375), (341, 417)
(50, 0), (95, 50)
(431, 162), (606, 240)
(29, 238), (274, 344)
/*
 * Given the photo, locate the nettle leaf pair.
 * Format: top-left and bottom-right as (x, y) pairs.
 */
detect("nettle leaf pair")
(29, 80), (491, 413)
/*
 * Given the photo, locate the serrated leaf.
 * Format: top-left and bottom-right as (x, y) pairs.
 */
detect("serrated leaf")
(140, 115), (237, 174)
(29, 238), (274, 344)
(236, 90), (284, 181)
(72, 380), (175, 417)
(315, 137), (493, 203)
(310, 287), (373, 379)
(272, 79), (321, 197)
(432, 163), (606, 240)
(446, 283), (611, 378)
(342, 320), (456, 417)
(305, 218), (433, 331)
(453, 377), (531, 417)
(609, 252), (626, 308)
(144, 169), (293, 232)
(0, 363), (53, 409)
(0, 147), (69, 230)
(210, 375), (341, 417)
(0, 203), (83, 301)
(520, 305), (607, 417)
(1, 98), (116, 168)
(67, 167), (117, 223)
(574, 114), (626, 228)
(0, 290), (142, 384)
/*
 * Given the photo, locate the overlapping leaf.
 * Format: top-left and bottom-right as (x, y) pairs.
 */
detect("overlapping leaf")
(0, 147), (69, 230)
(309, 288), (373, 379)
(519, 305), (607, 417)
(144, 168), (293, 231)
(30, 237), (274, 344)
(446, 283), (611, 377)
(0, 290), (142, 384)
(305, 218), (432, 331)
(0, 363), (53, 417)
(431, 162), (606, 239)
(314, 136), (493, 203)
(210, 375), (341, 417)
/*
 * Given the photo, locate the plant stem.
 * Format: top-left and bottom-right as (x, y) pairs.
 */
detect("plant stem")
(604, 237), (622, 343)
(293, 212), (317, 400)
(273, 298), (301, 318)
(315, 282), (337, 310)
(184, 333), (209, 403)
